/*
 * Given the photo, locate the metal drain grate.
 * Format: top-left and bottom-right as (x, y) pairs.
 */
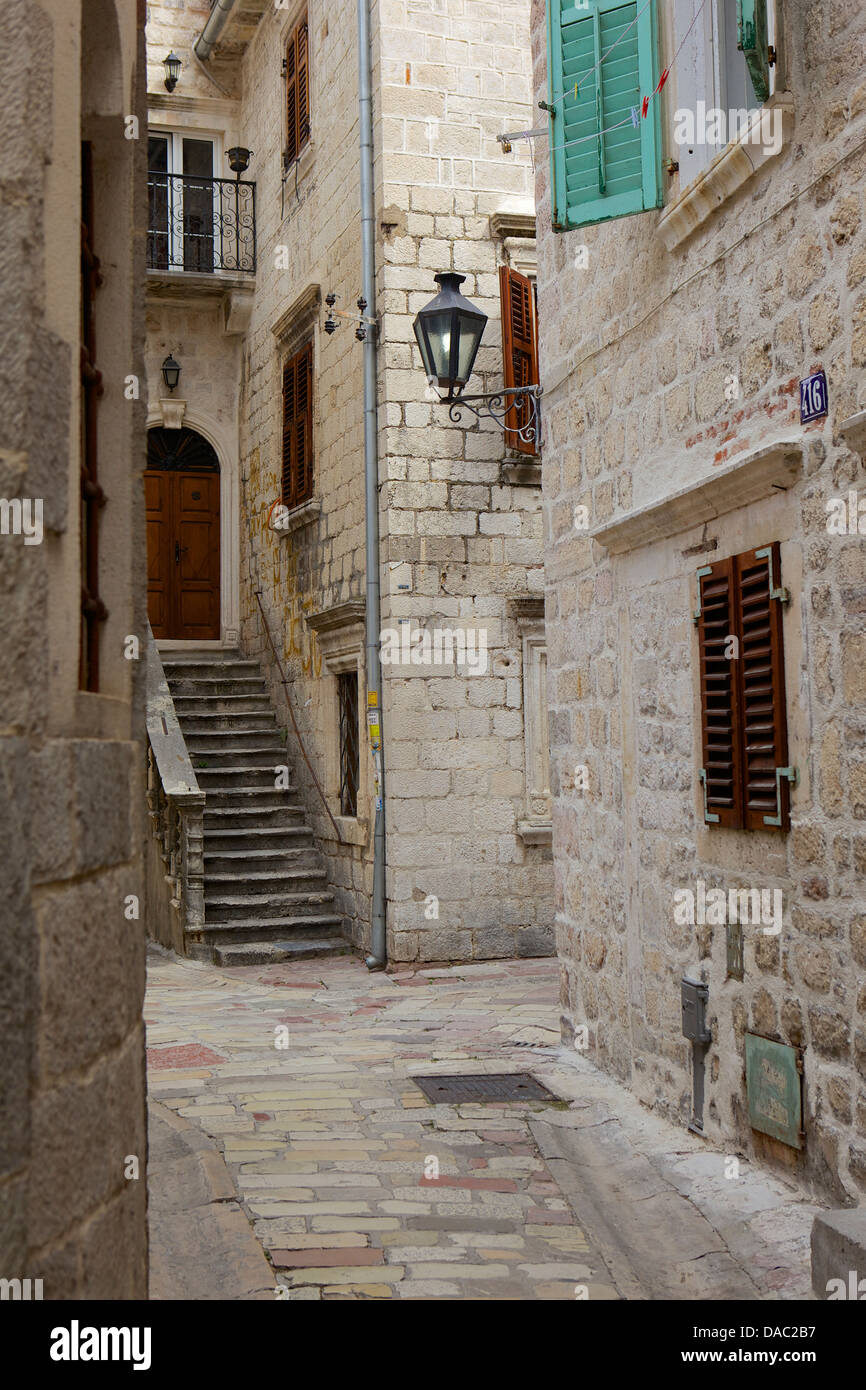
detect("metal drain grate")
(411, 1072), (560, 1104)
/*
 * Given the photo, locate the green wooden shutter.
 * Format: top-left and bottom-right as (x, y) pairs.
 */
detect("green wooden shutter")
(737, 0), (770, 104)
(547, 0), (663, 231)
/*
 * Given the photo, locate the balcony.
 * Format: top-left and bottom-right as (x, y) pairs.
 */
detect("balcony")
(147, 172), (256, 276)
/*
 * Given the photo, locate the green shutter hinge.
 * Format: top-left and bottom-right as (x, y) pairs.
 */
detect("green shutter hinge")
(755, 545), (789, 603)
(763, 765), (798, 827)
(698, 768), (720, 824)
(538, 101), (556, 115)
(693, 565), (713, 623)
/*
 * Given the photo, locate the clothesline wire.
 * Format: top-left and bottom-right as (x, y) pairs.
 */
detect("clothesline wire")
(547, 0), (655, 114)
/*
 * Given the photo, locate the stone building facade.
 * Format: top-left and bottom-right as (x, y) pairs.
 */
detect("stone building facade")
(144, 0), (555, 963)
(0, 0), (149, 1296)
(531, 0), (866, 1200)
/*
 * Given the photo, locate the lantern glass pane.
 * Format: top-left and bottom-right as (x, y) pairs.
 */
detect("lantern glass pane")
(421, 309), (455, 382)
(455, 311), (484, 385)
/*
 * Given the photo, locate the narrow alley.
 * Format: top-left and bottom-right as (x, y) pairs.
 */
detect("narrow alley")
(145, 948), (820, 1301)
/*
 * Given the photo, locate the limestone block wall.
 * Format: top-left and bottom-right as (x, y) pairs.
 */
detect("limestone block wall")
(0, 0), (149, 1296)
(530, 0), (866, 1199)
(234, 0), (555, 961)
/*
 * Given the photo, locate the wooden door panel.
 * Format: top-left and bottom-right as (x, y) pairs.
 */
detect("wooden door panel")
(144, 467), (220, 640)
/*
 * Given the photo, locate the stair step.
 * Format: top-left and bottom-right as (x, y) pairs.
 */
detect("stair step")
(173, 698), (274, 716)
(203, 808), (312, 831)
(194, 764), (289, 782)
(169, 679), (269, 699)
(206, 869), (327, 884)
(205, 853), (322, 875)
(207, 892), (332, 913)
(201, 912), (344, 934)
(211, 937), (349, 967)
(204, 826), (313, 841)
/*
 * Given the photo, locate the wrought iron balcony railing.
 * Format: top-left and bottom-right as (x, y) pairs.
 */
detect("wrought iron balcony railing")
(147, 171), (256, 275)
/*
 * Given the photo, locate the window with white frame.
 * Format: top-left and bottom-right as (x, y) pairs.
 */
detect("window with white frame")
(672, 0), (778, 187)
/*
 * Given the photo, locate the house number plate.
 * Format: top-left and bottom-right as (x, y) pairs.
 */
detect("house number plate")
(799, 369), (828, 424)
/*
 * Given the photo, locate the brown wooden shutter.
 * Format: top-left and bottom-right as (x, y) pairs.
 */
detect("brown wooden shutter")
(293, 341), (313, 504)
(734, 543), (790, 831)
(296, 19), (310, 150)
(696, 557), (742, 828)
(281, 342), (313, 509)
(499, 265), (539, 456)
(285, 15), (310, 166)
(281, 354), (296, 506)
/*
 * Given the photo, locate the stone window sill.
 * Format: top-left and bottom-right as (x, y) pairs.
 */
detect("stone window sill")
(840, 411), (866, 453)
(657, 92), (794, 252)
(501, 457), (542, 487)
(331, 814), (368, 847)
(278, 497), (321, 533)
(517, 820), (552, 846)
(283, 139), (315, 197)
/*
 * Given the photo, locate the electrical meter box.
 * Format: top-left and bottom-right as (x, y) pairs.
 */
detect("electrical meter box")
(681, 977), (711, 1044)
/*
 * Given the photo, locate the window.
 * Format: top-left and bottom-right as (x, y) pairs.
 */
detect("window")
(499, 266), (540, 456)
(695, 542), (792, 832)
(148, 132), (218, 272)
(337, 671), (359, 818)
(546, 0), (663, 231)
(281, 341), (313, 508)
(673, 0), (777, 186)
(285, 13), (311, 167)
(80, 141), (108, 690)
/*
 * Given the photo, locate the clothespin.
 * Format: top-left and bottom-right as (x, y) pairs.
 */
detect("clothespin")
(641, 95), (649, 118)
(574, 81), (579, 99)
(655, 68), (669, 94)
(630, 106), (639, 128)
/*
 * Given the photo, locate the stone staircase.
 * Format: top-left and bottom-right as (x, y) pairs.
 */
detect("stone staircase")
(162, 650), (347, 967)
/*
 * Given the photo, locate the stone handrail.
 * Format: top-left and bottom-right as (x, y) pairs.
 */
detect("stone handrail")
(145, 625), (205, 946)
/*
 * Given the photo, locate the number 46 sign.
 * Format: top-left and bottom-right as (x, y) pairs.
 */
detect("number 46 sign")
(800, 369), (828, 424)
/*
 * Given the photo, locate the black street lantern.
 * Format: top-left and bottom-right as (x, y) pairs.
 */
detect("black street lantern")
(163, 52), (182, 92)
(413, 271), (542, 449)
(412, 272), (487, 398)
(226, 146), (252, 176)
(161, 354), (182, 393)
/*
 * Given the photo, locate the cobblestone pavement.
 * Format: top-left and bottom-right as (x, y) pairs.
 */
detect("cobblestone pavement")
(145, 947), (820, 1301)
(145, 948), (618, 1300)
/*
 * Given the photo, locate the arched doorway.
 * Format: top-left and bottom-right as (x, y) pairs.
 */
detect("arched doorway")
(146, 426), (221, 640)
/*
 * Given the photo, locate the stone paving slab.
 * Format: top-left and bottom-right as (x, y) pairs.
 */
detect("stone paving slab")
(145, 948), (822, 1301)
(147, 1101), (274, 1301)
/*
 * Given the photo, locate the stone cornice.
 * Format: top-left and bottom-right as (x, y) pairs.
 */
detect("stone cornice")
(591, 439), (804, 555)
(306, 600), (366, 638)
(489, 211), (536, 241)
(272, 284), (322, 347)
(306, 601), (366, 670)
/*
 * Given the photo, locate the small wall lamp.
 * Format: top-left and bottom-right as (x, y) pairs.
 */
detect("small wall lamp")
(163, 52), (182, 93)
(161, 354), (182, 393)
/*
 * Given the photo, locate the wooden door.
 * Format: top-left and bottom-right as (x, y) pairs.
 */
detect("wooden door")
(146, 469), (220, 640)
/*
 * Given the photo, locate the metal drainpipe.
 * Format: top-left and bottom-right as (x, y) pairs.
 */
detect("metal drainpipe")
(193, 0), (239, 62)
(358, 0), (386, 971)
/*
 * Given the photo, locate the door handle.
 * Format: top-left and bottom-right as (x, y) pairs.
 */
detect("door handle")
(174, 541), (188, 563)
